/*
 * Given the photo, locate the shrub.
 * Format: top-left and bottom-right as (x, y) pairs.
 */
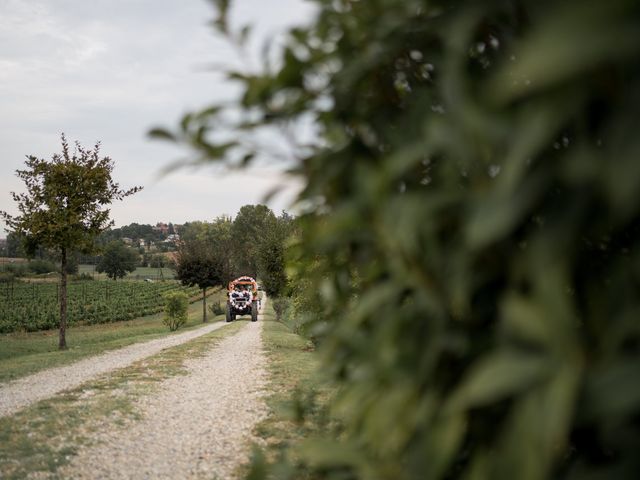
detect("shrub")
(162, 291), (188, 331)
(73, 272), (94, 281)
(209, 299), (225, 316)
(27, 259), (57, 274)
(0, 273), (15, 283)
(272, 297), (289, 322)
(5, 263), (27, 277)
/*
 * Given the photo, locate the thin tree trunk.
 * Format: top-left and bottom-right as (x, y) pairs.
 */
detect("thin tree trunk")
(59, 247), (68, 350)
(202, 287), (207, 322)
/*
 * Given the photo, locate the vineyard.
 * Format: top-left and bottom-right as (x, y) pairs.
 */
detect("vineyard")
(0, 280), (201, 333)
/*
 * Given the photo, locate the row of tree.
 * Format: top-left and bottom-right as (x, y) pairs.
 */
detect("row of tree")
(175, 205), (293, 322)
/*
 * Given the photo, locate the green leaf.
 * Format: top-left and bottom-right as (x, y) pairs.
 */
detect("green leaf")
(489, 0), (640, 103)
(148, 128), (177, 142)
(447, 351), (550, 412)
(296, 438), (365, 471)
(500, 293), (554, 347)
(580, 358), (640, 422)
(423, 413), (467, 479)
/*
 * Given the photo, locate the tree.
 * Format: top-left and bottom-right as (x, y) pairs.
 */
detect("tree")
(206, 217), (235, 282)
(230, 204), (277, 277)
(180, 217), (234, 282)
(96, 241), (139, 280)
(256, 212), (292, 297)
(1, 135), (140, 349)
(163, 291), (188, 331)
(149, 253), (166, 268)
(155, 1), (640, 478)
(5, 232), (25, 258)
(175, 239), (224, 322)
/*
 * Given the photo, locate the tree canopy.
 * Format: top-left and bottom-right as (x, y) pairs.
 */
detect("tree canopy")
(1, 135), (140, 349)
(96, 241), (139, 280)
(1, 136), (141, 256)
(174, 222), (229, 322)
(230, 204), (277, 278)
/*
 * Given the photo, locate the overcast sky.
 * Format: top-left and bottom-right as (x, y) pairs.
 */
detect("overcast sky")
(0, 0), (316, 236)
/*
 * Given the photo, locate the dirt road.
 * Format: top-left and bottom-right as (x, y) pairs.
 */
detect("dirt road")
(58, 320), (267, 479)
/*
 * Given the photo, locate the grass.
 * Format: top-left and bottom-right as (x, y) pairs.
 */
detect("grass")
(241, 303), (334, 478)
(0, 319), (247, 480)
(0, 289), (225, 383)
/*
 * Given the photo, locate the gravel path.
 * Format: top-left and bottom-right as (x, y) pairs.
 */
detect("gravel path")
(0, 320), (230, 419)
(59, 319), (268, 479)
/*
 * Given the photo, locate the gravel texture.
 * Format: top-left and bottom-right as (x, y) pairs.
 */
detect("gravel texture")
(59, 318), (268, 479)
(0, 320), (230, 419)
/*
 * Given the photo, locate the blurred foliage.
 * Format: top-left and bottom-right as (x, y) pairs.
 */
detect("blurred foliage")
(156, 0), (640, 478)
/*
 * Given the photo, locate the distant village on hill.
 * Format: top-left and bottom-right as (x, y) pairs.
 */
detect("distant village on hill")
(0, 222), (185, 258)
(114, 223), (182, 251)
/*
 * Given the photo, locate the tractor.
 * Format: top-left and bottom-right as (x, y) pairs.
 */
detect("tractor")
(226, 276), (259, 322)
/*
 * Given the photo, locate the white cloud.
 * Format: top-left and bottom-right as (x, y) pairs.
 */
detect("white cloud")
(0, 0), (317, 236)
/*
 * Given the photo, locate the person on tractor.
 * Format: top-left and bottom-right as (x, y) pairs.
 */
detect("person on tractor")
(226, 276), (259, 322)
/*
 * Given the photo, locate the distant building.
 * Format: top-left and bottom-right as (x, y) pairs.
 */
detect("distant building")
(153, 223), (170, 235)
(122, 237), (133, 245)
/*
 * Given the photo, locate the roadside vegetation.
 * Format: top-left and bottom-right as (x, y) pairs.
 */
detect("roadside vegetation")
(0, 320), (245, 480)
(156, 0), (640, 478)
(245, 303), (333, 479)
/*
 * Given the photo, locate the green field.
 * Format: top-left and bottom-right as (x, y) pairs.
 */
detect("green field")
(0, 279), (200, 333)
(0, 288), (226, 382)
